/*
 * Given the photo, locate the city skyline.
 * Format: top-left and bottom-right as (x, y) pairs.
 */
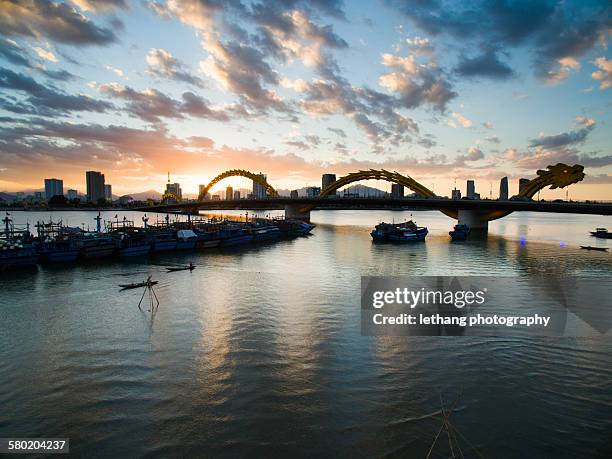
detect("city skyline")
(0, 1), (610, 200)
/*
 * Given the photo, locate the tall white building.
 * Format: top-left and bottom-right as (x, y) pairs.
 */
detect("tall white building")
(44, 178), (63, 200)
(104, 184), (112, 201)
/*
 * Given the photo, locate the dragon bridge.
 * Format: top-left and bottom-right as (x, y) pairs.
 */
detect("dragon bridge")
(198, 169), (278, 201)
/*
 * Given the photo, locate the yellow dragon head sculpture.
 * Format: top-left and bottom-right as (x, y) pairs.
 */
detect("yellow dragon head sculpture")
(535, 163), (585, 189)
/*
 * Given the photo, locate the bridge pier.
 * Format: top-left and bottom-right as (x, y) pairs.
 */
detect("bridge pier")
(457, 209), (488, 233)
(285, 204), (311, 222)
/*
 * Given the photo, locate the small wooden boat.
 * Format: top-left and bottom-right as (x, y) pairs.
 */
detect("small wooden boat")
(119, 279), (158, 290)
(590, 228), (612, 239)
(580, 246), (609, 252)
(166, 263), (196, 272)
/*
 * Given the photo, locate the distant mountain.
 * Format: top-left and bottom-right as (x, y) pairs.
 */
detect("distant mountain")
(129, 190), (162, 201)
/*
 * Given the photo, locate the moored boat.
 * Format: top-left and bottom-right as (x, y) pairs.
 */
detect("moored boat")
(219, 225), (253, 246)
(36, 220), (79, 263)
(76, 234), (116, 260)
(371, 220), (428, 242)
(176, 229), (198, 250)
(148, 230), (178, 253)
(590, 228), (612, 239)
(1, 214), (38, 269)
(449, 224), (470, 241)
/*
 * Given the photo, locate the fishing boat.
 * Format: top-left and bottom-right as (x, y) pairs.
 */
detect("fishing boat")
(449, 224), (470, 241)
(0, 214), (38, 269)
(371, 220), (428, 242)
(270, 218), (315, 238)
(76, 234), (116, 259)
(166, 263), (196, 272)
(148, 229), (178, 253)
(195, 229), (222, 249)
(175, 229), (198, 250)
(107, 218), (151, 257)
(580, 245), (609, 252)
(119, 279), (158, 290)
(219, 225), (253, 246)
(36, 221), (79, 263)
(590, 228), (612, 239)
(250, 221), (281, 242)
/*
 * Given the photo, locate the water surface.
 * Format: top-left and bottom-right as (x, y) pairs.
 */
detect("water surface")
(1, 210), (611, 457)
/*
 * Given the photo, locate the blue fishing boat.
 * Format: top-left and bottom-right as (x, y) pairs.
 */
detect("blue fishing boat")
(76, 234), (116, 259)
(195, 229), (222, 249)
(149, 230), (178, 253)
(107, 218), (150, 257)
(250, 221), (281, 242)
(176, 229), (198, 250)
(449, 224), (470, 241)
(0, 214), (38, 269)
(36, 221), (79, 263)
(371, 220), (428, 242)
(219, 225), (253, 246)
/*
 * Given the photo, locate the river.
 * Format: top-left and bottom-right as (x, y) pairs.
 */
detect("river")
(1, 210), (611, 457)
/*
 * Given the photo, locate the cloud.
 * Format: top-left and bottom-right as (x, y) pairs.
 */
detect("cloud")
(0, 67), (112, 115)
(0, 0), (119, 46)
(387, 0), (610, 84)
(105, 65), (125, 78)
(327, 127), (346, 138)
(31, 46), (58, 62)
(379, 52), (456, 111)
(200, 40), (289, 112)
(529, 117), (596, 148)
(484, 135), (500, 144)
(455, 49), (515, 80)
(146, 48), (204, 87)
(482, 121), (494, 129)
(591, 57), (611, 90)
(0, 39), (31, 67)
(545, 56), (580, 85)
(451, 112), (472, 128)
(98, 82), (229, 123)
(457, 146), (485, 162)
(70, 0), (128, 13)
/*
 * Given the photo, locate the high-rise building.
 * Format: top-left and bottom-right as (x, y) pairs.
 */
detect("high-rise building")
(233, 190), (241, 200)
(519, 178), (530, 194)
(322, 173), (336, 195)
(391, 183), (404, 198)
(86, 171), (105, 202)
(44, 178), (63, 200)
(253, 173), (267, 199)
(225, 186), (233, 200)
(452, 188), (461, 200)
(306, 186), (321, 197)
(165, 172), (182, 199)
(290, 190), (298, 199)
(466, 180), (476, 199)
(104, 184), (112, 201)
(198, 184), (208, 199)
(499, 177), (509, 200)
(67, 189), (78, 200)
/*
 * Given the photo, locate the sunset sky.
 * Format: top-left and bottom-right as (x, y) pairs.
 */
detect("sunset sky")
(0, 0), (610, 199)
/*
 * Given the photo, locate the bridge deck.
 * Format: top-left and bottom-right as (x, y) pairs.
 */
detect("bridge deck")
(138, 197), (612, 216)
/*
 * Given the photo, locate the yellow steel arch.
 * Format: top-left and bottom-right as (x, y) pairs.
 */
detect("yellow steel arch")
(161, 191), (181, 203)
(304, 169), (458, 219)
(198, 169), (278, 201)
(480, 163), (585, 221)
